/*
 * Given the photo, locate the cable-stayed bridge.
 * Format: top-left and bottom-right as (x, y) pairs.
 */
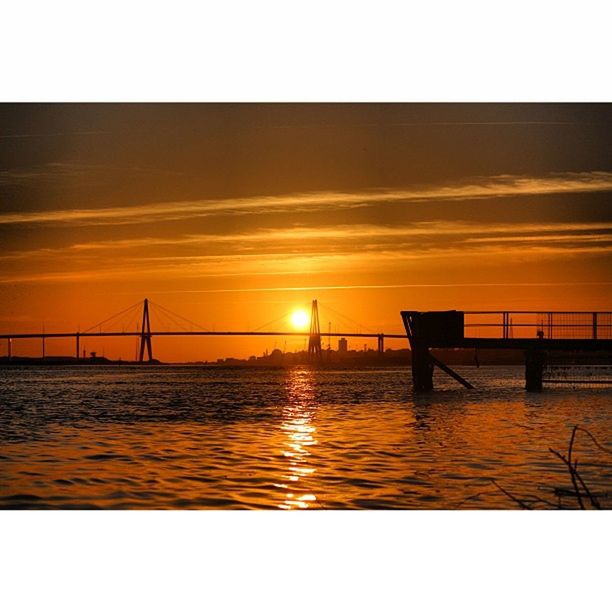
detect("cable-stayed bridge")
(2, 300), (611, 393)
(0, 298), (405, 362)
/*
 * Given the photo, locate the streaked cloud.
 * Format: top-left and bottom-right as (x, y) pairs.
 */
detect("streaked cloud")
(2, 171), (612, 227)
(140, 280), (612, 295)
(2, 238), (611, 285)
(3, 221), (611, 262)
(0, 161), (184, 186)
(70, 221), (612, 250)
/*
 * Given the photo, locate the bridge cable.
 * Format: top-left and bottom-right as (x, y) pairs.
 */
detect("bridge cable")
(148, 300), (211, 332)
(119, 302), (142, 333)
(155, 302), (210, 332)
(125, 306), (141, 333)
(149, 305), (179, 332)
(317, 301), (378, 334)
(250, 300), (311, 332)
(154, 305), (200, 334)
(148, 302), (191, 332)
(83, 300), (143, 333)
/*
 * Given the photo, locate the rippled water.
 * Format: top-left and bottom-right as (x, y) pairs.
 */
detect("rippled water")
(1, 365), (610, 509)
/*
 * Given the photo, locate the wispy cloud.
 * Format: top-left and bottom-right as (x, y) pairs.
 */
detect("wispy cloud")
(2, 239), (611, 285)
(2, 171), (612, 226)
(72, 222), (612, 250)
(464, 233), (612, 244)
(3, 221), (610, 262)
(0, 162), (89, 185)
(0, 161), (184, 186)
(144, 281), (612, 295)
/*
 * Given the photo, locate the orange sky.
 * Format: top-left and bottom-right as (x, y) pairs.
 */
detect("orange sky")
(1, 104), (611, 361)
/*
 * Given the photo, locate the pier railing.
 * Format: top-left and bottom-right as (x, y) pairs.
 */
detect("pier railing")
(401, 309), (612, 392)
(463, 311), (612, 340)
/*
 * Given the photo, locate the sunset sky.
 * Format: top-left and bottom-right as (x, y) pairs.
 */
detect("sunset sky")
(1, 104), (611, 361)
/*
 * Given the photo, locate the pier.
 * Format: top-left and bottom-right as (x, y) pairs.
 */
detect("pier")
(401, 310), (612, 392)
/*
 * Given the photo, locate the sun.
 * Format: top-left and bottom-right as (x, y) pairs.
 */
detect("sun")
(290, 309), (310, 330)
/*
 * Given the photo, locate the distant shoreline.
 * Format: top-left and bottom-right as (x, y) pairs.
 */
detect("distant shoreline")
(0, 347), (529, 367)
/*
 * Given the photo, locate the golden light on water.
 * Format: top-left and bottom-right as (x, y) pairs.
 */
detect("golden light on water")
(277, 368), (319, 509)
(289, 309), (310, 330)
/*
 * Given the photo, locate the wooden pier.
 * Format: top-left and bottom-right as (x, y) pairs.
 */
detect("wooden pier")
(401, 310), (612, 392)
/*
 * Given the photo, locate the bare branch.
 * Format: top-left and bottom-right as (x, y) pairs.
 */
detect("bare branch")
(520, 494), (561, 509)
(572, 459), (601, 509)
(490, 479), (532, 510)
(455, 493), (483, 509)
(550, 444), (584, 509)
(567, 426), (585, 510)
(575, 426), (612, 456)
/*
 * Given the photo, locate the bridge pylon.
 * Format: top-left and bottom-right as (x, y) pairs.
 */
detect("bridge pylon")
(308, 299), (322, 361)
(138, 298), (154, 363)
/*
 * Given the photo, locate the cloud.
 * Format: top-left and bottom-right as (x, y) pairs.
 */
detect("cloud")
(143, 280), (612, 295)
(3, 221), (611, 263)
(0, 162), (88, 185)
(0, 161), (186, 186)
(2, 221), (612, 268)
(1, 171), (612, 227)
(2, 238), (611, 285)
(93, 221), (612, 248)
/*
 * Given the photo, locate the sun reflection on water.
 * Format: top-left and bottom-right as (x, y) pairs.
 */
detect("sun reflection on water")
(277, 367), (319, 509)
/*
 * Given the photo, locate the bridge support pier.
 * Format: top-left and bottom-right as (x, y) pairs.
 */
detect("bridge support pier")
(308, 299), (322, 361)
(525, 349), (546, 392)
(138, 298), (154, 363)
(7, 338), (11, 360)
(76, 333), (80, 361)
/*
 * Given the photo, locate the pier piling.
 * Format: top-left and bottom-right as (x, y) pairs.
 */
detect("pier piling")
(525, 349), (546, 392)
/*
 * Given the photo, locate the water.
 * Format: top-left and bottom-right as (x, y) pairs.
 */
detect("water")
(0, 365), (610, 509)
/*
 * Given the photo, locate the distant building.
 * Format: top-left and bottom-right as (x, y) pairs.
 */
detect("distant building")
(338, 337), (348, 352)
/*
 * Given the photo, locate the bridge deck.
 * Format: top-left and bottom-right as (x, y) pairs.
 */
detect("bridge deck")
(0, 331), (406, 340)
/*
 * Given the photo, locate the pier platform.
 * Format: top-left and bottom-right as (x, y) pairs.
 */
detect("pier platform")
(401, 310), (612, 392)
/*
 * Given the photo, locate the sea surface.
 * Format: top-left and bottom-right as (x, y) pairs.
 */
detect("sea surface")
(0, 365), (610, 509)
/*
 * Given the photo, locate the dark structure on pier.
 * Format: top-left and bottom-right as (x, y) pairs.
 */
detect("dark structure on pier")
(401, 310), (612, 392)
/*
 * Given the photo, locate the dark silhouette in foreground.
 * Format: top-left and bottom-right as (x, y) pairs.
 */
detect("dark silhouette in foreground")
(490, 426), (611, 509)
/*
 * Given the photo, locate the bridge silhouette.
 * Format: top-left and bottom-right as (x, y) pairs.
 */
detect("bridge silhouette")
(0, 298), (405, 363)
(2, 300), (611, 392)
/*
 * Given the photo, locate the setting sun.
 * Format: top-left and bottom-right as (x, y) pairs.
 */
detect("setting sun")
(290, 309), (310, 330)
